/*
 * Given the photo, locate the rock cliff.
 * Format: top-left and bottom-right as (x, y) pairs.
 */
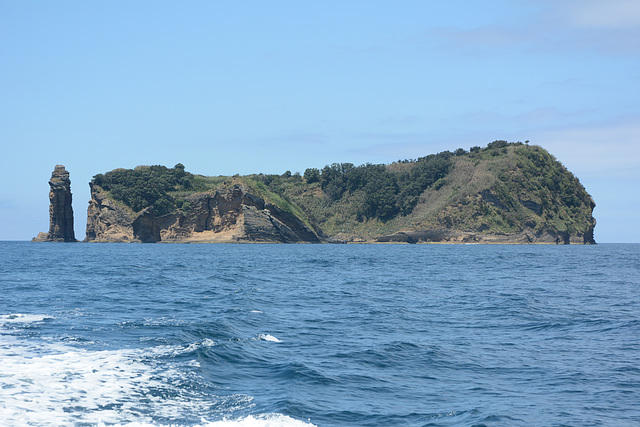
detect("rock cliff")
(84, 183), (321, 243)
(32, 165), (77, 242)
(373, 228), (593, 244)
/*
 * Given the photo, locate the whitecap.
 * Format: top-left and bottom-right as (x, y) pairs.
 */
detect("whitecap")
(0, 313), (53, 324)
(201, 338), (216, 347)
(143, 338), (215, 358)
(0, 337), (251, 425)
(91, 414), (316, 427)
(201, 414), (316, 426)
(256, 334), (282, 343)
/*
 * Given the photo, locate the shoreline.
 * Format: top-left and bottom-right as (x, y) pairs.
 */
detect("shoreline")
(31, 238), (596, 245)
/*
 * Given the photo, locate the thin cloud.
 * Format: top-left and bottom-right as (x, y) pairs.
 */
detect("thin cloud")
(535, 0), (640, 54)
(562, 0), (640, 29)
(430, 1), (640, 56)
(531, 115), (640, 179)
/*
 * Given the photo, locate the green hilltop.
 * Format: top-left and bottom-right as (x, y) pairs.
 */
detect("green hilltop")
(89, 141), (596, 244)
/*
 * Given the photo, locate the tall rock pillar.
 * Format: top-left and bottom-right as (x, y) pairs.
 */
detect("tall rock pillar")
(32, 165), (77, 242)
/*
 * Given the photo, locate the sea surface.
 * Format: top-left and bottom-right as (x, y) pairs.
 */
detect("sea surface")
(0, 242), (639, 426)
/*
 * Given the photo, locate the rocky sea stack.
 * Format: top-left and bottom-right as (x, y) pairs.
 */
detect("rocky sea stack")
(32, 165), (77, 242)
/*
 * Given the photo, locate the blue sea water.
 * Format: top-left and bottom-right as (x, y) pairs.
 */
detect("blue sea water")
(0, 242), (639, 426)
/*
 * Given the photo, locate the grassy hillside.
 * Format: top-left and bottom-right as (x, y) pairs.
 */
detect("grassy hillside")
(408, 142), (595, 237)
(89, 141), (596, 241)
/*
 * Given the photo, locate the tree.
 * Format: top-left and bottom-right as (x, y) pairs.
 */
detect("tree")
(304, 168), (320, 183)
(95, 164), (193, 214)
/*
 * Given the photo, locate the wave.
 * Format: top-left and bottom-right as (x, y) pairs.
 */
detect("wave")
(256, 333), (281, 343)
(0, 314), (312, 426)
(0, 313), (54, 324)
(88, 414), (316, 427)
(202, 414), (316, 426)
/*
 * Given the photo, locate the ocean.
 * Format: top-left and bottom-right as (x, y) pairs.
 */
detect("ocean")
(0, 241), (638, 426)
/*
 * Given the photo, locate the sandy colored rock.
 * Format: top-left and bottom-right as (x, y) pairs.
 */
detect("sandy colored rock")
(85, 183), (321, 243)
(84, 184), (135, 242)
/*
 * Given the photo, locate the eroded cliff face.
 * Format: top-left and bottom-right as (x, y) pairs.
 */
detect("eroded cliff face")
(84, 183), (135, 242)
(372, 226), (595, 244)
(84, 184), (321, 243)
(32, 165), (77, 242)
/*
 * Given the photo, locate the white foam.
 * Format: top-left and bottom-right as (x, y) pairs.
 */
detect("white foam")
(202, 414), (316, 426)
(0, 315), (309, 426)
(0, 325), (246, 425)
(202, 338), (216, 347)
(91, 414), (316, 427)
(256, 334), (282, 343)
(144, 338), (217, 358)
(0, 313), (54, 324)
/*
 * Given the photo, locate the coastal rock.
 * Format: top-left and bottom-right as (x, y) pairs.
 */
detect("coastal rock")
(32, 165), (77, 242)
(84, 183), (135, 242)
(374, 226), (595, 245)
(85, 183), (321, 243)
(132, 207), (161, 243)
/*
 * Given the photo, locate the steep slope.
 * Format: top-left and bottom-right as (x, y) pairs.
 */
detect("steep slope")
(402, 143), (596, 243)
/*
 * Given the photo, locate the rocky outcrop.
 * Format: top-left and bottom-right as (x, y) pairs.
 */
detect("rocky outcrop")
(132, 208), (160, 243)
(84, 183), (136, 242)
(374, 227), (595, 244)
(84, 184), (321, 243)
(32, 165), (77, 242)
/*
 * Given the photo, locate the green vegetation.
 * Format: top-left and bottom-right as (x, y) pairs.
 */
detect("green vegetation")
(92, 164), (194, 216)
(315, 154), (452, 220)
(510, 144), (594, 235)
(411, 141), (595, 237)
(243, 177), (314, 230)
(91, 141), (595, 240)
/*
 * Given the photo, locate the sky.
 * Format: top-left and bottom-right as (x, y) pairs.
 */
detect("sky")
(1, 0), (639, 243)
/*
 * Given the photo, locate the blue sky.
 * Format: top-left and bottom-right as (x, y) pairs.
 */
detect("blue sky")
(1, 0), (639, 242)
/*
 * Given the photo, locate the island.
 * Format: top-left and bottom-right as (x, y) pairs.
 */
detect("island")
(80, 141), (596, 244)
